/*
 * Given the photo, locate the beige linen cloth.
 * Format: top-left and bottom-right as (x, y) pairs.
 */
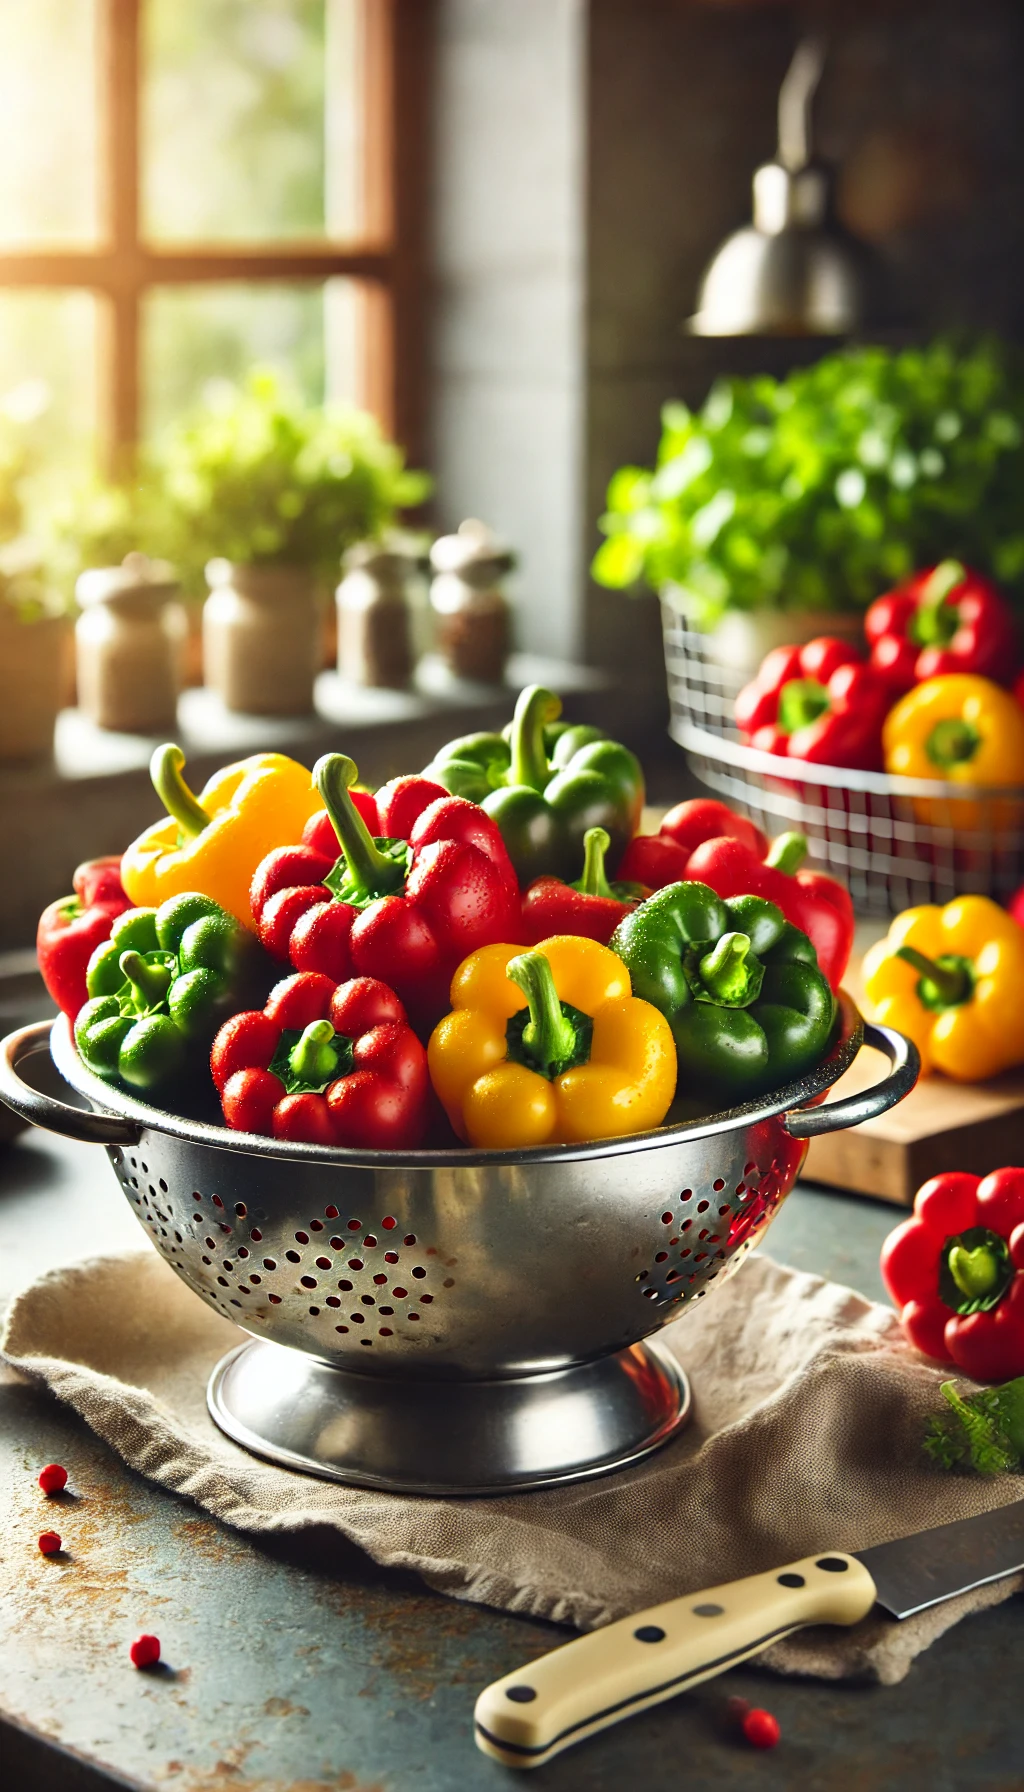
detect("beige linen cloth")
(3, 1247), (1020, 1684)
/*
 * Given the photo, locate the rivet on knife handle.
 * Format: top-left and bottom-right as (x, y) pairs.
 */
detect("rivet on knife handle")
(474, 1552), (877, 1769)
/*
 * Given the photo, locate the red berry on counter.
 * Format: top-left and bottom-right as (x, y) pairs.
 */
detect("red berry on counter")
(38, 1531), (62, 1555)
(38, 1463), (68, 1495)
(130, 1634), (161, 1669)
(742, 1708), (780, 1749)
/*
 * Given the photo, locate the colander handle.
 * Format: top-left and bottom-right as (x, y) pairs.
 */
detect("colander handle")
(782, 1021), (920, 1138)
(0, 1021), (141, 1146)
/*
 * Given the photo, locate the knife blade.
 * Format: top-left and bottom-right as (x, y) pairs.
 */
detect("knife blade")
(474, 1499), (1024, 1769)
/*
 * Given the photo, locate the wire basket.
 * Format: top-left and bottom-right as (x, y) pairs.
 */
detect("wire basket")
(661, 601), (1024, 916)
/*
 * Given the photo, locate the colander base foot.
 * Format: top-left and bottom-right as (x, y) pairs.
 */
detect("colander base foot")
(207, 1336), (691, 1495)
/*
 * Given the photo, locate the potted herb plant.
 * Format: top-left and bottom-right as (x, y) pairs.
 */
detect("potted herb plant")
(0, 424), (71, 763)
(593, 337), (1024, 675)
(158, 371), (431, 716)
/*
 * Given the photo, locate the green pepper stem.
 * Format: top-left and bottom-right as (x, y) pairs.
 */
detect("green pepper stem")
(912, 559), (965, 649)
(895, 945), (971, 1006)
(313, 754), (406, 899)
(508, 685), (562, 792)
(507, 950), (577, 1075)
(150, 744), (211, 839)
(947, 1242), (1001, 1302)
(698, 932), (754, 1005)
(926, 717), (981, 769)
(289, 1019), (341, 1086)
(777, 678), (831, 736)
(573, 827), (613, 898)
(765, 831), (808, 875)
(118, 950), (174, 1012)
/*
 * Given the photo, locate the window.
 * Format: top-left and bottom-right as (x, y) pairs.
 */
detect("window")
(0, 0), (428, 468)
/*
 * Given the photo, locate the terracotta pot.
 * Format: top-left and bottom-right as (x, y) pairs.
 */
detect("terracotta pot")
(203, 562), (320, 716)
(0, 609), (67, 763)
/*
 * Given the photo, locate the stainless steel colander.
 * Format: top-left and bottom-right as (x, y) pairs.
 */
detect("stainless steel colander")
(0, 1005), (916, 1494)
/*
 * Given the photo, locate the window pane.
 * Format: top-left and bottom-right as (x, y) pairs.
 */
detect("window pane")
(143, 0), (363, 243)
(143, 280), (363, 440)
(0, 291), (98, 469)
(0, 0), (99, 247)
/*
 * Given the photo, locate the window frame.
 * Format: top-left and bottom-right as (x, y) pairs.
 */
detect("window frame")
(0, 0), (430, 464)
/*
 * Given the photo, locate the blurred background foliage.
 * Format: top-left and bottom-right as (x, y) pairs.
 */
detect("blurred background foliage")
(594, 338), (1024, 626)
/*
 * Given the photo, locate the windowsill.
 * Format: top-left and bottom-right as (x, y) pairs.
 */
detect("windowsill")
(40, 653), (606, 782)
(0, 652), (614, 948)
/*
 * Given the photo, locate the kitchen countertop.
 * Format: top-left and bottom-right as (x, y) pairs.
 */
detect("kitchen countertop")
(1, 1124), (1020, 1791)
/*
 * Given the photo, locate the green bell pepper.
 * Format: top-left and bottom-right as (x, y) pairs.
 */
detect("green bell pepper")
(422, 685), (645, 884)
(74, 892), (268, 1094)
(610, 881), (836, 1100)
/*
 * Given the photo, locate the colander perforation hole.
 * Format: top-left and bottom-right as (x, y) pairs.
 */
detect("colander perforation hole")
(285, 1250), (300, 1263)
(262, 1257), (276, 1270)
(382, 1216), (397, 1230)
(392, 1286), (407, 1299)
(338, 1278), (353, 1291)
(347, 1219), (361, 1231)
(250, 1226), (262, 1241)
(384, 1251), (398, 1263)
(295, 1231), (309, 1244)
(309, 1219), (324, 1232)
(212, 1195), (223, 1208)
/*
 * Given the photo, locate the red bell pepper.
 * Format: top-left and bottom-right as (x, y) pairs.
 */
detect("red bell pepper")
(881, 1168), (1024, 1382)
(250, 754), (522, 1033)
(735, 637), (889, 771)
(681, 830), (854, 992)
(212, 971), (429, 1149)
(617, 799), (766, 890)
(865, 561), (1019, 697)
(521, 826), (648, 946)
(36, 857), (132, 1018)
(1009, 883), (1024, 929)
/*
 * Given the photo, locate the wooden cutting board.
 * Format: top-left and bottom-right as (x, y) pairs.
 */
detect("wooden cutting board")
(805, 1040), (1024, 1207)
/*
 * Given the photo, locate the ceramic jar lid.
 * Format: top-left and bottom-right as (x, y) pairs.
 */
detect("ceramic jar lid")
(429, 519), (515, 587)
(76, 552), (178, 609)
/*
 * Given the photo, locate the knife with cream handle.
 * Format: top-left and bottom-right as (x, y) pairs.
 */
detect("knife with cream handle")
(474, 1501), (1024, 1768)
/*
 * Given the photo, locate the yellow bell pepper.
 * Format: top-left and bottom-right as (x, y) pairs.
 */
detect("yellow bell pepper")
(428, 934), (677, 1149)
(862, 895), (1024, 1080)
(883, 674), (1024, 831)
(121, 744), (321, 929)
